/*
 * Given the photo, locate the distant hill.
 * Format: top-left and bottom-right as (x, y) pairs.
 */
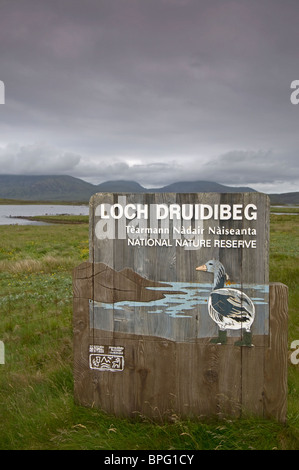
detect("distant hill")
(96, 180), (145, 193)
(0, 175), (256, 201)
(153, 181), (256, 193)
(267, 192), (299, 205)
(0, 174), (298, 204)
(0, 175), (95, 202)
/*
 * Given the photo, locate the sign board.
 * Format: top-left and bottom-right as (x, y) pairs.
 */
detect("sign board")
(73, 191), (286, 421)
(89, 192), (269, 345)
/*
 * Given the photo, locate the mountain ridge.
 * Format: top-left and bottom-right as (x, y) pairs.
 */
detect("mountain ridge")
(0, 174), (297, 204)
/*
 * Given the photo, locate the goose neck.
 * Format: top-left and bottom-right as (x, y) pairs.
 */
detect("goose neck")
(213, 265), (226, 289)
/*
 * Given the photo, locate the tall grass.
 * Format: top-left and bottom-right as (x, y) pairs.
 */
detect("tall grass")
(0, 214), (298, 450)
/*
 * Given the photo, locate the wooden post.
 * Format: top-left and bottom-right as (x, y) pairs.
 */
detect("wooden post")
(73, 192), (288, 421)
(264, 283), (288, 422)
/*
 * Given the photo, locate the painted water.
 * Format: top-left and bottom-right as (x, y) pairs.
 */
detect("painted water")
(0, 204), (89, 225)
(90, 281), (269, 342)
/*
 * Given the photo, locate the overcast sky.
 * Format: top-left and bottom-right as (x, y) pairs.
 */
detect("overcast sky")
(0, 0), (299, 193)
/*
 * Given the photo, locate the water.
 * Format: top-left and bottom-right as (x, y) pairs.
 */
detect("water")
(90, 282), (269, 342)
(272, 212), (298, 215)
(271, 205), (299, 215)
(0, 204), (89, 225)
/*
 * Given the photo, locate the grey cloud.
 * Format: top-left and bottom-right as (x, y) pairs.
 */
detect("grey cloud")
(200, 150), (299, 186)
(0, 143), (81, 174)
(0, 0), (299, 192)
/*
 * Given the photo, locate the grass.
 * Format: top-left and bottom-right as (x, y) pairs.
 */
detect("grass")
(269, 213), (299, 435)
(14, 215), (89, 225)
(0, 198), (89, 205)
(270, 207), (299, 214)
(0, 213), (298, 450)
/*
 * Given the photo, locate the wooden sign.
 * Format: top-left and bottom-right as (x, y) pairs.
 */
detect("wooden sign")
(73, 192), (288, 421)
(89, 192), (269, 343)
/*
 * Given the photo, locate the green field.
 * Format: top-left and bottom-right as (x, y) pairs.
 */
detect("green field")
(0, 213), (298, 450)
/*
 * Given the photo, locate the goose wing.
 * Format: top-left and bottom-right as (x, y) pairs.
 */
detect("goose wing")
(209, 288), (254, 323)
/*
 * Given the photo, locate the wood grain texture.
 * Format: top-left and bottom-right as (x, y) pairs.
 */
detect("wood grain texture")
(87, 192), (270, 343)
(73, 262), (288, 421)
(264, 283), (288, 422)
(89, 192), (269, 281)
(73, 192), (287, 421)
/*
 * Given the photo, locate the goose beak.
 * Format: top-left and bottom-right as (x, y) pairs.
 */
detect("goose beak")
(196, 264), (207, 271)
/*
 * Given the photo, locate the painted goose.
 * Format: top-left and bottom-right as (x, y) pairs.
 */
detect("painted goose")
(196, 260), (255, 346)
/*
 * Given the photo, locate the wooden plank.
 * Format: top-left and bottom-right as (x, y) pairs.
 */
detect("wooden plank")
(73, 296), (93, 407)
(240, 337), (266, 417)
(237, 192), (270, 415)
(73, 192), (285, 420)
(264, 283), (288, 422)
(175, 339), (242, 418)
(73, 269), (288, 420)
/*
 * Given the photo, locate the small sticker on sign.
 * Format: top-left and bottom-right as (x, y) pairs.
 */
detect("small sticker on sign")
(89, 345), (124, 371)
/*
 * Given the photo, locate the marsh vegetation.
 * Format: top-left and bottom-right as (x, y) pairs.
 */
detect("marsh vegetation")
(0, 212), (298, 450)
